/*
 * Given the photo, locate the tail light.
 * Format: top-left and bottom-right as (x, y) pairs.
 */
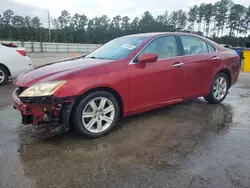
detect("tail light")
(16, 50), (27, 56)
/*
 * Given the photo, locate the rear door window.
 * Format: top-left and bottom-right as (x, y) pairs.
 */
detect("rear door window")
(180, 36), (209, 55)
(207, 43), (216, 52)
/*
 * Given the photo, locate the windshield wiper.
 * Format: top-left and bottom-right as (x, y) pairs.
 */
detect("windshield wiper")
(86, 56), (107, 60)
(86, 56), (97, 59)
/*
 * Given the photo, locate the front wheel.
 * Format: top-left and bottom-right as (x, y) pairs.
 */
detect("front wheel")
(74, 91), (120, 138)
(204, 73), (229, 104)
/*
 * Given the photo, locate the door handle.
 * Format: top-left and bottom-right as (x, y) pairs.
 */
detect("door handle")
(173, 62), (184, 67)
(212, 56), (220, 60)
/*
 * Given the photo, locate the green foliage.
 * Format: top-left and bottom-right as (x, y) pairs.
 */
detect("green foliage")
(169, 9), (187, 31)
(188, 5), (199, 32)
(227, 4), (247, 37)
(204, 3), (213, 36)
(139, 11), (156, 33)
(214, 0), (234, 36)
(197, 3), (206, 32)
(2, 9), (14, 25)
(213, 35), (248, 47)
(0, 0), (249, 47)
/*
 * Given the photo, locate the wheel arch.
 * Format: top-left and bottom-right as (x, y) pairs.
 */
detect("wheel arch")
(0, 63), (11, 76)
(216, 68), (232, 87)
(72, 86), (124, 119)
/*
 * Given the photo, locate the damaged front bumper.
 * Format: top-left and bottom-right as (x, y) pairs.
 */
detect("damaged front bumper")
(12, 88), (74, 138)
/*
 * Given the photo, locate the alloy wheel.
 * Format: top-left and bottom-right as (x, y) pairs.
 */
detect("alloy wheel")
(82, 97), (115, 133)
(213, 76), (227, 100)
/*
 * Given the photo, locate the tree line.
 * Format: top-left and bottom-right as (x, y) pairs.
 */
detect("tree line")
(0, 0), (250, 47)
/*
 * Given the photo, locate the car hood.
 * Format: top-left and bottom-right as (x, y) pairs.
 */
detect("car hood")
(14, 58), (114, 87)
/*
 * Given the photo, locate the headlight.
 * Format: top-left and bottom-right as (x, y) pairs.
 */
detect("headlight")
(19, 81), (67, 97)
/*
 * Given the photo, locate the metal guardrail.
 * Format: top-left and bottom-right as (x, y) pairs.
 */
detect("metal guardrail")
(0, 41), (101, 53)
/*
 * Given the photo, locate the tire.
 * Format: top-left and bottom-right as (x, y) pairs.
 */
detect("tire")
(204, 73), (229, 104)
(74, 91), (120, 138)
(0, 66), (9, 86)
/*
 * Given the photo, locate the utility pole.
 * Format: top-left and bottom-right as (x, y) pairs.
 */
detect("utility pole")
(48, 10), (51, 42)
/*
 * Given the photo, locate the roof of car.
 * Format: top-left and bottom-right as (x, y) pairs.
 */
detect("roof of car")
(126, 32), (170, 37)
(120, 32), (221, 49)
(123, 32), (203, 38)
(123, 32), (171, 38)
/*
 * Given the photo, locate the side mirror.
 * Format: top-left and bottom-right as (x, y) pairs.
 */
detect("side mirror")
(136, 53), (158, 69)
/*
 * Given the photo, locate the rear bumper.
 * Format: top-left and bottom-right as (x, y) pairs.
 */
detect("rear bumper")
(10, 58), (33, 78)
(10, 65), (33, 78)
(12, 89), (75, 137)
(231, 70), (240, 86)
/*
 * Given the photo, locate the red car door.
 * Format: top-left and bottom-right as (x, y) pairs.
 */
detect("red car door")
(128, 36), (185, 112)
(179, 35), (222, 98)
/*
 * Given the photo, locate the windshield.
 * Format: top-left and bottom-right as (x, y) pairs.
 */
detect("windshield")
(85, 36), (149, 60)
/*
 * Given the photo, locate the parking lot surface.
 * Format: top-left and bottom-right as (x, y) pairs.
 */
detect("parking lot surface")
(30, 52), (73, 67)
(0, 54), (250, 188)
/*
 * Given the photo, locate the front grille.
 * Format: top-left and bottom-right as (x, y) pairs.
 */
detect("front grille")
(16, 87), (27, 96)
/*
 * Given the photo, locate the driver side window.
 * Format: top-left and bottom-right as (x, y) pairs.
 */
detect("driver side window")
(134, 36), (178, 62)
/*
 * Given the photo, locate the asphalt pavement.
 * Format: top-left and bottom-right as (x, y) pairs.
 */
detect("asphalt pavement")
(0, 54), (250, 188)
(29, 52), (73, 67)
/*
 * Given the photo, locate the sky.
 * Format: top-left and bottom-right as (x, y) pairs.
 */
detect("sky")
(0, 0), (249, 27)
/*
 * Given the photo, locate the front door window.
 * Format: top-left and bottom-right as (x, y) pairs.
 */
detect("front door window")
(134, 36), (179, 62)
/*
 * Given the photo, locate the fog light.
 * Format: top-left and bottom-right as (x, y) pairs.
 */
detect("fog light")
(43, 112), (54, 123)
(43, 113), (50, 122)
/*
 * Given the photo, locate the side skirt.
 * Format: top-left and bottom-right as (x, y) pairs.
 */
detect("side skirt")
(125, 98), (183, 117)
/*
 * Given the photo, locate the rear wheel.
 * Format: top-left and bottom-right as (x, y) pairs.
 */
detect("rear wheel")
(74, 91), (120, 138)
(0, 66), (9, 86)
(204, 73), (229, 104)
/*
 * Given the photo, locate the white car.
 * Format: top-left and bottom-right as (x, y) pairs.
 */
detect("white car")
(0, 43), (33, 86)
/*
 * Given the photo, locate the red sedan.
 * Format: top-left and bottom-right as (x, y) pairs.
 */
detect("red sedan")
(13, 32), (240, 138)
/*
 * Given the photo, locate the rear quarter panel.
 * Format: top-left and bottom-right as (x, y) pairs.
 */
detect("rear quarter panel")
(218, 49), (240, 86)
